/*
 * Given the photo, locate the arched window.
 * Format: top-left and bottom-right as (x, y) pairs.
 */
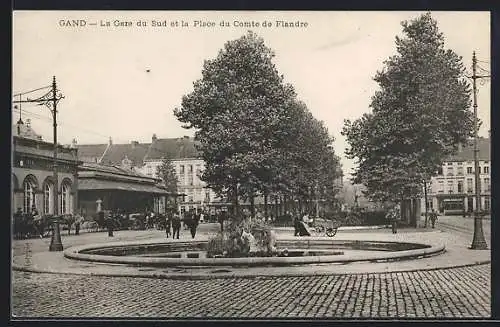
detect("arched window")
(23, 179), (35, 213)
(60, 183), (72, 214)
(43, 182), (54, 215)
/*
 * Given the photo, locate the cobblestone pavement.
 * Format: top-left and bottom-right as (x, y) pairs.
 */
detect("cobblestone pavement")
(12, 263), (490, 318)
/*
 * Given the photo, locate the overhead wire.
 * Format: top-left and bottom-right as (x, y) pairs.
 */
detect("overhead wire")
(12, 108), (195, 160)
(476, 65), (491, 76)
(12, 85), (52, 97)
(12, 108), (110, 140)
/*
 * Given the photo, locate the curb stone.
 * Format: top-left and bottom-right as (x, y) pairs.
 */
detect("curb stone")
(12, 260), (491, 280)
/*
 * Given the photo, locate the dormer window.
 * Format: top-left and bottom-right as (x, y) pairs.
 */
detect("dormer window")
(121, 155), (132, 169)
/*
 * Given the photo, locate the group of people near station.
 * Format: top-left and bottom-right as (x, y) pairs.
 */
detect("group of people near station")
(164, 208), (203, 239)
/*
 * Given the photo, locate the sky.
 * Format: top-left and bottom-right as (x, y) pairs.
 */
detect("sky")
(12, 11), (491, 178)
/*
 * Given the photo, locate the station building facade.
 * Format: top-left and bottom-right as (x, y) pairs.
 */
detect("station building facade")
(12, 119), (80, 216)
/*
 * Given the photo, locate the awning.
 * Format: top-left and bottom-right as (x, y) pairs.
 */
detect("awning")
(78, 179), (171, 195)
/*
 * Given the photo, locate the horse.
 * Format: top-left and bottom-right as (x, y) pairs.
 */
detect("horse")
(13, 213), (31, 239)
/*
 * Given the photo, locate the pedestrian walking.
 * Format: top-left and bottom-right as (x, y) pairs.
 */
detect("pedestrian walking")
(74, 214), (84, 235)
(105, 211), (114, 237)
(32, 206), (43, 238)
(218, 210), (226, 233)
(188, 212), (200, 239)
(386, 205), (400, 234)
(293, 214), (301, 236)
(172, 211), (181, 239)
(430, 209), (438, 228)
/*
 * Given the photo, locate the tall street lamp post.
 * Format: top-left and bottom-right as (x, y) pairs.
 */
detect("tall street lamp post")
(470, 52), (488, 250)
(13, 76), (65, 251)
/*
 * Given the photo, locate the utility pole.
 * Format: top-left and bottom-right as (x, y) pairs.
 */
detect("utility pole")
(49, 76), (63, 251)
(13, 76), (65, 251)
(470, 51), (488, 250)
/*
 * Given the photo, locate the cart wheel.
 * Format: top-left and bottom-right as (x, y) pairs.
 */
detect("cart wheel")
(326, 228), (337, 237)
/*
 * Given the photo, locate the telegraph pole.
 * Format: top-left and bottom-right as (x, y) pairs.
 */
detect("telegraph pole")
(13, 76), (64, 251)
(49, 76), (63, 251)
(470, 51), (488, 250)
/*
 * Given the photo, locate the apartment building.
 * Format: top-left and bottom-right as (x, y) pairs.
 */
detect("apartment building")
(422, 137), (491, 215)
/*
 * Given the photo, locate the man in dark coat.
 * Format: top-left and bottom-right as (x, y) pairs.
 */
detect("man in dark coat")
(386, 205), (400, 234)
(293, 213), (301, 236)
(218, 210), (226, 232)
(172, 211), (181, 239)
(188, 211), (200, 239)
(105, 211), (114, 237)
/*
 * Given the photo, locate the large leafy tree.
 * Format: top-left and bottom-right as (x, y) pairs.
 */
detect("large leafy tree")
(175, 31), (342, 218)
(175, 32), (295, 211)
(342, 13), (474, 204)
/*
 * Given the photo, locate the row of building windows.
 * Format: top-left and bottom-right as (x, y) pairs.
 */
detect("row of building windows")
(446, 161), (489, 166)
(436, 178), (490, 194)
(179, 188), (212, 203)
(444, 166), (489, 176)
(23, 179), (72, 215)
(143, 162), (204, 187)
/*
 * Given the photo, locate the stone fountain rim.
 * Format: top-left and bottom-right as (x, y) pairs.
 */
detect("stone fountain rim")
(63, 238), (445, 267)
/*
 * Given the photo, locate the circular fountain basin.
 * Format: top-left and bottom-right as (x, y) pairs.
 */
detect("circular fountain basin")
(64, 238), (445, 267)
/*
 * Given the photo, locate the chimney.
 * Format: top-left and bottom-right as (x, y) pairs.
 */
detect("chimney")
(152, 134), (157, 142)
(131, 140), (139, 148)
(109, 137), (113, 145)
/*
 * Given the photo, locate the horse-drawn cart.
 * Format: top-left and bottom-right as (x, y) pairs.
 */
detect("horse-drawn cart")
(311, 218), (341, 237)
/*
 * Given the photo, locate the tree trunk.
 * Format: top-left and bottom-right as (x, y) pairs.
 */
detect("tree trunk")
(250, 193), (255, 218)
(231, 183), (240, 221)
(264, 193), (268, 218)
(424, 180), (429, 228)
(277, 196), (280, 218)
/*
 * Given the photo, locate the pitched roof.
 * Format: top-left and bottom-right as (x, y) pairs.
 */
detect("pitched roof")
(79, 162), (156, 180)
(100, 142), (150, 167)
(145, 137), (201, 160)
(77, 135), (201, 166)
(77, 144), (108, 161)
(447, 137), (490, 162)
(78, 179), (170, 194)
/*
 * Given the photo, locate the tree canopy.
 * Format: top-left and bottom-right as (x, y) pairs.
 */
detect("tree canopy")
(341, 13), (474, 203)
(156, 157), (179, 194)
(175, 31), (342, 215)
